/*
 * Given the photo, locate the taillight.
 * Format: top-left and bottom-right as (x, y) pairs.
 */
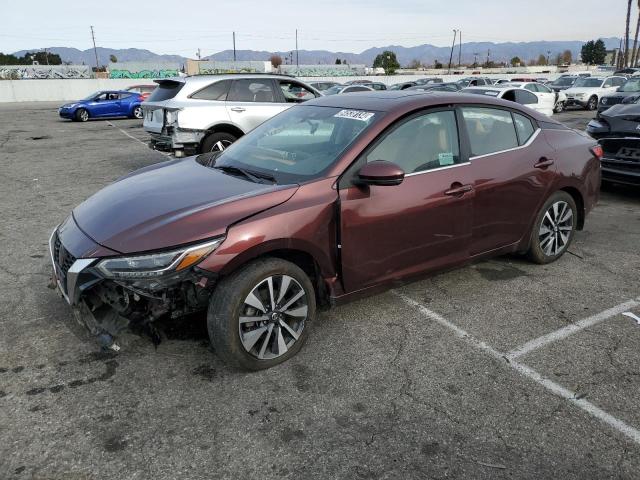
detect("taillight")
(138, 95), (145, 102)
(590, 145), (603, 159)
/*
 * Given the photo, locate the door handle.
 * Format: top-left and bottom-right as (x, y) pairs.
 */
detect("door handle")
(230, 107), (246, 112)
(534, 157), (554, 169)
(444, 183), (474, 196)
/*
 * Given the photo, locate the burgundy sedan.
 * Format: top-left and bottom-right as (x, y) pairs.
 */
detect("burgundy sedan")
(49, 91), (601, 370)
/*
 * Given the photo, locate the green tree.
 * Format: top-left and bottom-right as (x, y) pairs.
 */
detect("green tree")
(335, 58), (342, 64)
(510, 56), (522, 67)
(537, 54), (547, 66)
(373, 50), (400, 75)
(109, 54), (117, 63)
(582, 39), (606, 64)
(434, 60), (443, 69)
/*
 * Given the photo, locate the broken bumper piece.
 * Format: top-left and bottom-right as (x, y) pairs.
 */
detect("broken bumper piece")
(49, 225), (219, 350)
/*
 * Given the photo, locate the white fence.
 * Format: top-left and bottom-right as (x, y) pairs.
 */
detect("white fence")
(0, 74), (567, 103)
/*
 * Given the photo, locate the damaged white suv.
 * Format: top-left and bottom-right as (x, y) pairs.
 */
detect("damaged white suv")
(142, 74), (321, 157)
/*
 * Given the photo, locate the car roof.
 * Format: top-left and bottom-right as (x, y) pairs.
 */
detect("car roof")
(303, 90), (555, 122)
(155, 73), (299, 87)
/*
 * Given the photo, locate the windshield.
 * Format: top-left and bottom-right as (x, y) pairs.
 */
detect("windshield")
(213, 105), (379, 184)
(552, 77), (576, 87)
(574, 78), (603, 88)
(619, 78), (640, 92)
(82, 91), (101, 100)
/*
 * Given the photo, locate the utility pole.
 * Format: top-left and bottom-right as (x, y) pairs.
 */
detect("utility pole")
(295, 29), (299, 70)
(196, 48), (201, 60)
(233, 32), (236, 62)
(458, 30), (462, 68)
(473, 52), (478, 67)
(44, 48), (49, 65)
(486, 49), (491, 67)
(447, 29), (457, 74)
(90, 26), (99, 73)
(546, 50), (551, 66)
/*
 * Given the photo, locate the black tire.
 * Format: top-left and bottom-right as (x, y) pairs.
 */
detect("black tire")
(527, 191), (577, 264)
(200, 131), (238, 153)
(586, 96), (598, 111)
(74, 108), (89, 122)
(554, 101), (565, 113)
(207, 258), (316, 370)
(131, 105), (143, 119)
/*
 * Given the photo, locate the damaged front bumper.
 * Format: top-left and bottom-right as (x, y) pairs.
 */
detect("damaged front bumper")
(49, 222), (218, 350)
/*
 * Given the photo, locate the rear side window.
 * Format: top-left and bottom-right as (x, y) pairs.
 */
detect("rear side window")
(461, 107), (519, 157)
(514, 89), (538, 105)
(228, 79), (276, 102)
(513, 113), (535, 145)
(147, 81), (184, 102)
(190, 80), (231, 100)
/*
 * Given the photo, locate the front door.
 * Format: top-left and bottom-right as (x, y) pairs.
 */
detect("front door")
(91, 92), (121, 117)
(339, 109), (474, 292)
(459, 106), (556, 256)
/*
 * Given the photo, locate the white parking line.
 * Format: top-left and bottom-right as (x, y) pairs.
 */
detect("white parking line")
(507, 298), (640, 360)
(106, 121), (171, 157)
(392, 290), (640, 446)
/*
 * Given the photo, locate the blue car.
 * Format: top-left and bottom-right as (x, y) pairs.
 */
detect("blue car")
(58, 90), (145, 122)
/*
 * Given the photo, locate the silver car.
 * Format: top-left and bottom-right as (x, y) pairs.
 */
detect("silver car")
(142, 74), (321, 156)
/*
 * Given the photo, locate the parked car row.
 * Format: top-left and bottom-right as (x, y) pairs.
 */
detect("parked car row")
(50, 88), (602, 369)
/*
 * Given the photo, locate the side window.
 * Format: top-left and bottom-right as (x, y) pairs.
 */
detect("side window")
(514, 89), (538, 105)
(190, 80), (231, 100)
(537, 84), (552, 93)
(228, 79), (276, 102)
(613, 77), (625, 86)
(279, 81), (316, 103)
(461, 107), (519, 157)
(524, 84), (537, 92)
(365, 110), (460, 174)
(513, 113), (535, 145)
(603, 79), (613, 88)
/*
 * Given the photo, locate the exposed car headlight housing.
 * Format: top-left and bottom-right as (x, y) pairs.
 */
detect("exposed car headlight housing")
(164, 110), (179, 125)
(97, 237), (224, 279)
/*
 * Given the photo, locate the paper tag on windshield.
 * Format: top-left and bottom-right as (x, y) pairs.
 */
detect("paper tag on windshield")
(334, 109), (375, 122)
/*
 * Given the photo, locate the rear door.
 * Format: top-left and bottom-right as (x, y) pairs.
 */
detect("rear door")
(459, 106), (556, 256)
(338, 108), (474, 292)
(226, 79), (288, 133)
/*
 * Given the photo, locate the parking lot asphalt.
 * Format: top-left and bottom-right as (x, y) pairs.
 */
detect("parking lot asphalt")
(1, 102), (639, 480)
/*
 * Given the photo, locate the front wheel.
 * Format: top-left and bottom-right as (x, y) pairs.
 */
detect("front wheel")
(74, 108), (89, 122)
(586, 96), (598, 111)
(207, 258), (316, 370)
(527, 191), (577, 264)
(554, 101), (565, 113)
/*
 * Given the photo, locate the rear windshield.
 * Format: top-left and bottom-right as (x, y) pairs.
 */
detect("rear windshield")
(147, 81), (184, 102)
(574, 78), (603, 88)
(551, 77), (576, 87)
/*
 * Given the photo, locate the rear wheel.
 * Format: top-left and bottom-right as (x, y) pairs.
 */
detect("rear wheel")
(131, 105), (143, 119)
(75, 108), (89, 122)
(586, 96), (598, 111)
(200, 132), (237, 153)
(207, 258), (316, 370)
(527, 191), (577, 264)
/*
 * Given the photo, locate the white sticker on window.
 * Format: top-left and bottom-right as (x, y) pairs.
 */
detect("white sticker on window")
(334, 109), (375, 122)
(483, 91), (500, 96)
(438, 152), (455, 166)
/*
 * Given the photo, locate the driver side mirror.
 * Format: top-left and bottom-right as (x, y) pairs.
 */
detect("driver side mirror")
(356, 161), (405, 186)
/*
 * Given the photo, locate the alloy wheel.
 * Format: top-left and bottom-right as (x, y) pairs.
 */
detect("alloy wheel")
(538, 200), (573, 256)
(238, 275), (307, 360)
(210, 139), (233, 152)
(80, 110), (89, 121)
(133, 106), (143, 119)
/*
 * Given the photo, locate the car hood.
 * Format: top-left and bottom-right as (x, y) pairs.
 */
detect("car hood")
(600, 102), (640, 119)
(73, 157), (298, 254)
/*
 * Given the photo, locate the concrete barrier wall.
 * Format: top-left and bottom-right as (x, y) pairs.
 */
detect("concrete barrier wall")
(0, 74), (565, 103)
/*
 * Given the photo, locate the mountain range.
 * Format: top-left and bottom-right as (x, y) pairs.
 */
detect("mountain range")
(11, 38), (622, 67)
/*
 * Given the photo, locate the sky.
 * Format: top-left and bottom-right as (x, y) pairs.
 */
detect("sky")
(0, 0), (633, 56)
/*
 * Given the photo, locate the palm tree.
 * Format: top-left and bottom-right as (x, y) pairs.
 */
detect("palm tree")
(632, 0), (640, 67)
(624, 0), (632, 67)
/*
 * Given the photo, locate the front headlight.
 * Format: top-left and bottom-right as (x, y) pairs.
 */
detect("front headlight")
(97, 237), (224, 279)
(574, 93), (585, 98)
